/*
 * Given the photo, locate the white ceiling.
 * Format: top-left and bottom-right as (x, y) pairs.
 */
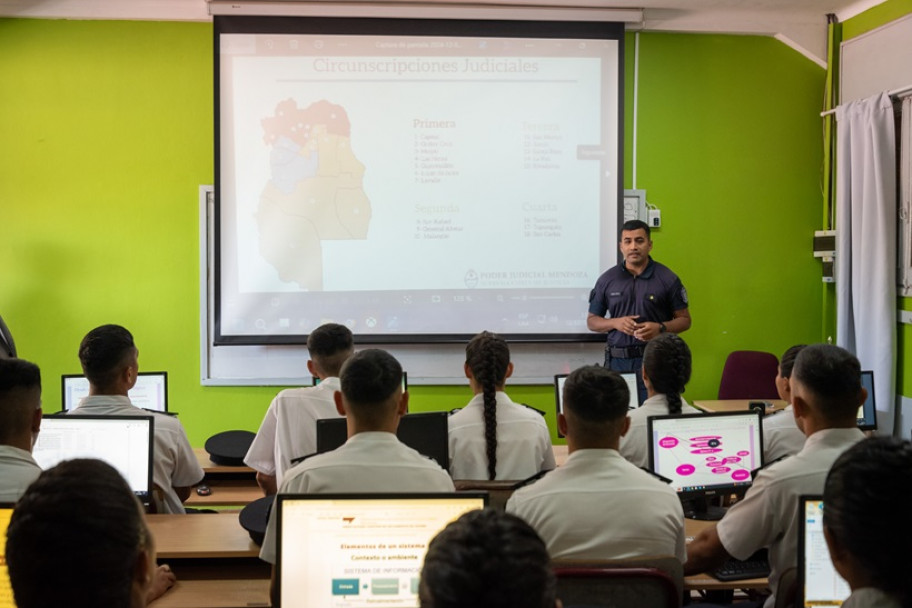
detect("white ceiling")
(0, 0), (888, 66)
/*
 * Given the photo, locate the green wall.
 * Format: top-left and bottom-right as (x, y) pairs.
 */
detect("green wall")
(0, 19), (825, 445)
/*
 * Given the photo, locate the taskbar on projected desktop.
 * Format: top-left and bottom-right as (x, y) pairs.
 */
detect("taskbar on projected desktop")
(215, 330), (603, 346)
(216, 288), (599, 344)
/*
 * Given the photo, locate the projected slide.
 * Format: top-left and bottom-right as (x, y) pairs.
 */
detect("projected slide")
(217, 18), (622, 342)
(651, 415), (761, 493)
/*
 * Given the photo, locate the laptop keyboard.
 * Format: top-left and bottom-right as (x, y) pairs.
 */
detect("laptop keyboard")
(711, 550), (770, 581)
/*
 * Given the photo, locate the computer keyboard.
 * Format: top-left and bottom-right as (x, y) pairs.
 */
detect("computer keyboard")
(710, 550), (771, 581)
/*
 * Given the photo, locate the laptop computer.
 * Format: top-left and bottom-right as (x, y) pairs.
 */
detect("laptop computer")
(314, 372), (408, 392)
(553, 372), (638, 415)
(797, 496), (851, 607)
(275, 493), (487, 608)
(554, 371), (638, 438)
(315, 412), (449, 471)
(0, 504), (15, 608)
(858, 370), (877, 431)
(61, 371), (170, 414)
(32, 415), (155, 509)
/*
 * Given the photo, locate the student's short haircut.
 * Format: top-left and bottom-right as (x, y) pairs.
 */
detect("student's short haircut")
(563, 365), (630, 423)
(420, 508), (556, 608)
(791, 344), (862, 418)
(6, 458), (149, 608)
(78, 324), (136, 390)
(0, 358), (41, 443)
(824, 437), (912, 605)
(306, 323), (354, 377)
(778, 344), (807, 379)
(621, 219), (650, 239)
(339, 348), (402, 406)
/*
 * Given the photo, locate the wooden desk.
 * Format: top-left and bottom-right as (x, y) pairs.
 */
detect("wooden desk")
(147, 514), (270, 606)
(552, 444), (568, 466)
(692, 399), (787, 415)
(190, 447), (260, 508)
(684, 519), (769, 592)
(147, 513), (260, 559)
(150, 561), (270, 608)
(194, 448), (256, 476)
(186, 480), (264, 508)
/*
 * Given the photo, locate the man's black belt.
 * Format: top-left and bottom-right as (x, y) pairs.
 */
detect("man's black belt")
(609, 345), (645, 359)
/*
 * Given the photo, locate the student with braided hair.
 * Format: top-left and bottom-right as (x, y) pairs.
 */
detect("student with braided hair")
(619, 332), (700, 468)
(448, 331), (555, 480)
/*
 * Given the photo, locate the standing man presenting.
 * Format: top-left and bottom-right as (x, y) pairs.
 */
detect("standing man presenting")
(588, 220), (691, 403)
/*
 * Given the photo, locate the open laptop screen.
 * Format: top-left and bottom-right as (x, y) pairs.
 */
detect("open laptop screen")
(857, 370), (876, 431)
(554, 372), (638, 414)
(61, 372), (168, 413)
(798, 496), (850, 606)
(276, 493), (486, 608)
(0, 505), (14, 608)
(32, 415), (154, 507)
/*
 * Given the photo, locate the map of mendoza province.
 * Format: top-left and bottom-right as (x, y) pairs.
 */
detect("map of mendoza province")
(257, 99), (371, 290)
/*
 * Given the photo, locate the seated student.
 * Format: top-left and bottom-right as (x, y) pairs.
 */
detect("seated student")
(259, 348), (455, 565)
(823, 437), (912, 608)
(448, 331), (555, 480)
(419, 508), (559, 608)
(69, 324), (204, 514)
(507, 365), (685, 561)
(619, 333), (700, 468)
(762, 344), (808, 462)
(6, 458), (176, 608)
(0, 358), (43, 503)
(244, 322), (354, 495)
(685, 344), (867, 608)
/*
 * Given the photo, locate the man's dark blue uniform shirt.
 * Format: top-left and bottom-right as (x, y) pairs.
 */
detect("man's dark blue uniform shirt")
(588, 257), (688, 349)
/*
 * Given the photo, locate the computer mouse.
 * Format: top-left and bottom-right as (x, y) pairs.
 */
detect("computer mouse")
(196, 484), (211, 497)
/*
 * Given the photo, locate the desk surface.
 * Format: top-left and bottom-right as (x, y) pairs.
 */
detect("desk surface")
(186, 479), (263, 507)
(150, 561), (270, 608)
(194, 448), (256, 475)
(147, 513), (259, 559)
(684, 519), (769, 592)
(692, 399), (787, 414)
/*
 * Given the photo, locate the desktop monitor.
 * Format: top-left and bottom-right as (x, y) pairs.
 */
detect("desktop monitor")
(315, 412), (449, 471)
(647, 410), (764, 520)
(61, 372), (169, 413)
(798, 496), (850, 607)
(32, 415), (154, 508)
(0, 505), (14, 608)
(858, 370), (876, 431)
(275, 493), (487, 608)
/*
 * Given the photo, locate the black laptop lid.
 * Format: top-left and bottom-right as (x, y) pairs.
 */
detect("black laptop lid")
(316, 411), (449, 471)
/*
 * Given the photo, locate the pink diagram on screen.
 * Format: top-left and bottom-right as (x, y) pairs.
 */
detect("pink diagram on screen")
(657, 429), (756, 483)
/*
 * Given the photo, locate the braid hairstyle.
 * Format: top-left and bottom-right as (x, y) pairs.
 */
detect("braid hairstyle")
(466, 331), (511, 481)
(824, 437), (912, 608)
(642, 333), (692, 415)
